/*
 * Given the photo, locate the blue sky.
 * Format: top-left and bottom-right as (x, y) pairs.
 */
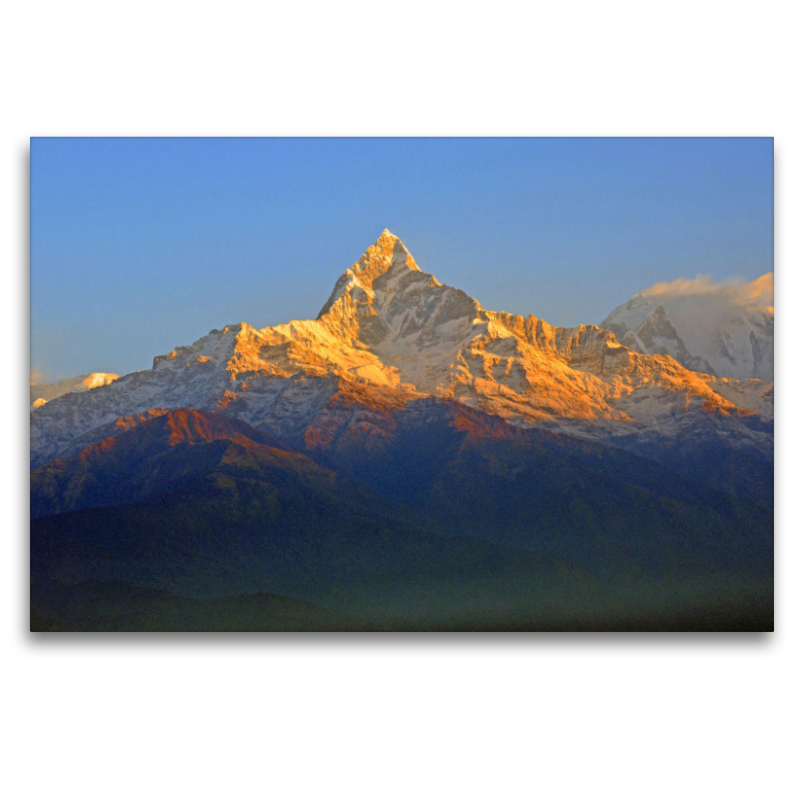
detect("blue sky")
(31, 137), (773, 381)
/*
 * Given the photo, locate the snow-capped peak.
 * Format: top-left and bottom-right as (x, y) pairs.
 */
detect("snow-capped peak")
(317, 230), (422, 319)
(30, 372), (120, 409)
(601, 273), (774, 380)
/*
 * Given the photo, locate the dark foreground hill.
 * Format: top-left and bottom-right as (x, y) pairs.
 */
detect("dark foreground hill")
(30, 581), (375, 632)
(30, 409), (773, 631)
(293, 398), (773, 578)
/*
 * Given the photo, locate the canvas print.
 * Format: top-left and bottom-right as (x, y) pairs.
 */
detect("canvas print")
(30, 138), (774, 631)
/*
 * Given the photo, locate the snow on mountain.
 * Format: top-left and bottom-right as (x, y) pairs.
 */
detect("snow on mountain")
(30, 372), (119, 409)
(601, 273), (774, 380)
(30, 231), (773, 466)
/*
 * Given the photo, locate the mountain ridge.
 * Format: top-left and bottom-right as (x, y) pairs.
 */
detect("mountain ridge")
(30, 230), (773, 468)
(601, 273), (773, 380)
(30, 372), (119, 409)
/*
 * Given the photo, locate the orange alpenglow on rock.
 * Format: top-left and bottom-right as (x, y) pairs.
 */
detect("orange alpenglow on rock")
(198, 228), (765, 424)
(30, 230), (773, 467)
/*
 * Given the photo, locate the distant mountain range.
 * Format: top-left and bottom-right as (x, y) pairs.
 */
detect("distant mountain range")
(30, 372), (119, 409)
(601, 273), (773, 381)
(30, 231), (774, 631)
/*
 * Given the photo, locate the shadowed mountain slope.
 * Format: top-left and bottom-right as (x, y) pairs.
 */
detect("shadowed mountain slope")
(32, 407), (772, 600)
(31, 408), (322, 519)
(31, 410), (561, 614)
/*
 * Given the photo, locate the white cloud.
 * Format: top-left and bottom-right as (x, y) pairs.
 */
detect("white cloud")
(641, 272), (773, 309)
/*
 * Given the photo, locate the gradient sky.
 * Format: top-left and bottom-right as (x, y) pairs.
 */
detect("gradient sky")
(31, 137), (773, 381)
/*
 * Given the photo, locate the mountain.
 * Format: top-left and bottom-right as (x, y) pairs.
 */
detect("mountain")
(29, 231), (774, 630)
(30, 230), (772, 468)
(31, 408), (315, 519)
(298, 397), (772, 572)
(31, 408), (576, 628)
(30, 408), (772, 630)
(32, 406), (771, 567)
(30, 372), (119, 409)
(601, 273), (774, 380)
